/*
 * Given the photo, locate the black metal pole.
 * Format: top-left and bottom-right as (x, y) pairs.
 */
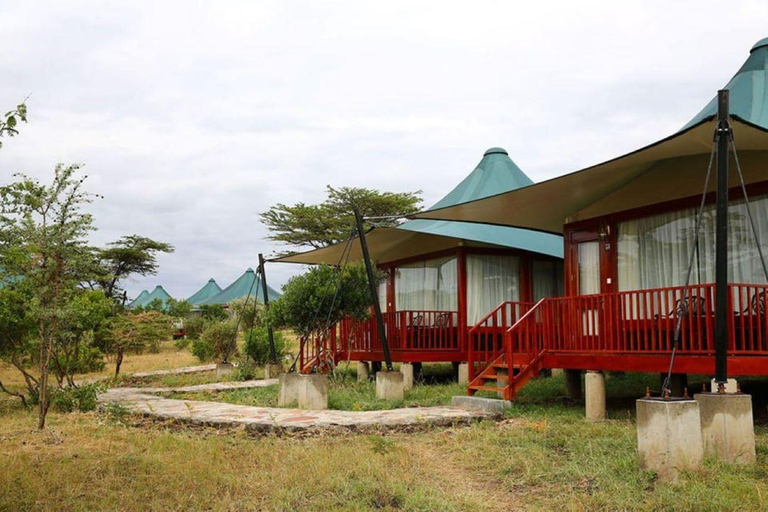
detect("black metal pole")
(353, 206), (393, 371)
(258, 253), (277, 364)
(715, 89), (730, 388)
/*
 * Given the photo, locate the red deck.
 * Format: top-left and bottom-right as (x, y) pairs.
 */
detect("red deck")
(298, 283), (768, 397)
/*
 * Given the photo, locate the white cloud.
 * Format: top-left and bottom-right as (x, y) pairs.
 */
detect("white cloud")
(1, 0), (766, 298)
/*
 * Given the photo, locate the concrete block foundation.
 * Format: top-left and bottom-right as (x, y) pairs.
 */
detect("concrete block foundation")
(278, 372), (302, 407)
(694, 392), (756, 464)
(400, 363), (414, 391)
(357, 361), (370, 382)
(376, 371), (404, 400)
(452, 395), (512, 413)
(636, 398), (703, 481)
(585, 371), (606, 421)
(457, 363), (469, 385)
(216, 362), (234, 379)
(710, 378), (739, 394)
(297, 374), (329, 410)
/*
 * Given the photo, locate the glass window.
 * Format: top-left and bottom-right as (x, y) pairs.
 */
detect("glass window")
(617, 193), (768, 291)
(466, 254), (520, 324)
(578, 242), (601, 295)
(395, 256), (457, 312)
(532, 260), (565, 301)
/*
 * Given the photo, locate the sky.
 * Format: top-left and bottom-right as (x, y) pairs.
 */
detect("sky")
(1, 0), (767, 300)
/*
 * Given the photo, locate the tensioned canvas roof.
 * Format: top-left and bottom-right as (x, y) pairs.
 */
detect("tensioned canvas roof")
(275, 148), (564, 266)
(186, 278), (223, 305)
(127, 289), (150, 309)
(129, 285), (173, 309)
(414, 39), (768, 233)
(198, 268), (281, 306)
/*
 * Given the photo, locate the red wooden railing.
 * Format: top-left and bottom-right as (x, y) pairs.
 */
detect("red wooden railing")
(467, 301), (533, 382)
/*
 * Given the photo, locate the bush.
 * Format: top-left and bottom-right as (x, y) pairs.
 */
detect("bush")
(229, 298), (263, 331)
(50, 383), (104, 413)
(232, 356), (258, 381)
(199, 304), (228, 322)
(196, 320), (238, 363)
(184, 316), (206, 341)
(174, 337), (190, 350)
(244, 327), (286, 366)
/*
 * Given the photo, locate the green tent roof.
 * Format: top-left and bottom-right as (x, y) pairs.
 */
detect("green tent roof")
(127, 289), (150, 309)
(129, 285), (172, 309)
(198, 268), (281, 306)
(683, 38), (768, 130)
(397, 148), (563, 259)
(186, 278), (223, 305)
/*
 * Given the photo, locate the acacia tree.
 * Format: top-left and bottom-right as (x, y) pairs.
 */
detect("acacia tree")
(105, 311), (171, 376)
(91, 235), (174, 302)
(0, 164), (97, 428)
(261, 185), (422, 253)
(0, 100), (28, 150)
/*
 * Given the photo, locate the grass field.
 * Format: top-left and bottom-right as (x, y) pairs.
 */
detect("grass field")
(2, 344), (768, 510)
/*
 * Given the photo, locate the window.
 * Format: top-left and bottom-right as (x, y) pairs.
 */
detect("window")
(395, 256), (457, 312)
(617, 193), (768, 291)
(466, 254), (520, 324)
(532, 260), (565, 301)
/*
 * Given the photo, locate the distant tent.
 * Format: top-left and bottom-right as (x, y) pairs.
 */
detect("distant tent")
(198, 268), (281, 306)
(127, 289), (150, 309)
(129, 285), (172, 310)
(187, 278), (223, 305)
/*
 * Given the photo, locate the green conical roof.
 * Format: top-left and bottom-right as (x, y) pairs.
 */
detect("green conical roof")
(397, 148), (563, 259)
(198, 268), (281, 306)
(127, 289), (150, 309)
(186, 278), (223, 305)
(683, 38), (768, 130)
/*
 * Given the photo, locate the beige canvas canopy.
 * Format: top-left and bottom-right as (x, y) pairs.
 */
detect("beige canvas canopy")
(414, 119), (768, 233)
(274, 226), (501, 265)
(415, 39), (768, 233)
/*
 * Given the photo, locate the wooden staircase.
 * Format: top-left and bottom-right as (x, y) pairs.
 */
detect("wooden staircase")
(467, 351), (545, 400)
(467, 298), (549, 401)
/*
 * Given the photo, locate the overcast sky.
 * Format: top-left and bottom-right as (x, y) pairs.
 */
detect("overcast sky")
(1, 1), (767, 299)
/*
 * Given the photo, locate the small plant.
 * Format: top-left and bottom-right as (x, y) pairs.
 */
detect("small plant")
(50, 383), (104, 413)
(174, 337), (191, 350)
(196, 320), (238, 363)
(232, 357), (259, 381)
(184, 316), (206, 341)
(243, 327), (286, 366)
(100, 401), (130, 426)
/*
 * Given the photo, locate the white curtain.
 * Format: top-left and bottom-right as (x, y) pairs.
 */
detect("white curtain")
(377, 280), (388, 312)
(617, 193), (768, 291)
(467, 254), (520, 324)
(395, 256), (457, 311)
(532, 260), (565, 301)
(578, 242), (601, 295)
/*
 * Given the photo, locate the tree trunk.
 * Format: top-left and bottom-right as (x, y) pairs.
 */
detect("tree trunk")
(115, 349), (124, 377)
(38, 331), (51, 429)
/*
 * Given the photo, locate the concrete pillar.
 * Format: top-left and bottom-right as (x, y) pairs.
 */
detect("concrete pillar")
(216, 362), (234, 379)
(297, 374), (329, 410)
(278, 372), (302, 407)
(710, 378), (738, 394)
(376, 371), (404, 400)
(496, 368), (508, 399)
(565, 369), (582, 400)
(551, 368), (564, 377)
(585, 371), (606, 421)
(400, 363), (414, 391)
(636, 398), (704, 481)
(660, 373), (688, 397)
(356, 361), (370, 382)
(457, 362), (469, 386)
(694, 392), (756, 464)
(264, 363), (283, 379)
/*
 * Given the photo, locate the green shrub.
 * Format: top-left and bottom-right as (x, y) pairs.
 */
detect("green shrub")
(232, 357), (258, 381)
(195, 320), (238, 363)
(184, 316), (206, 341)
(174, 337), (191, 350)
(244, 327), (286, 366)
(50, 383), (104, 413)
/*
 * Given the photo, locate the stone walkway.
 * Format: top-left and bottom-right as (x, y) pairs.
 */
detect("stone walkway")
(130, 363), (217, 378)
(100, 380), (495, 433)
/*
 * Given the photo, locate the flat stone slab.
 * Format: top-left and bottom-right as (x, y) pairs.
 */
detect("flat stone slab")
(100, 383), (495, 433)
(125, 379), (279, 394)
(130, 364), (217, 378)
(451, 395), (512, 413)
